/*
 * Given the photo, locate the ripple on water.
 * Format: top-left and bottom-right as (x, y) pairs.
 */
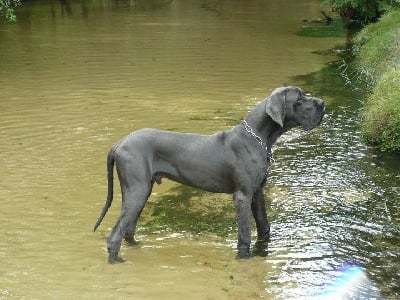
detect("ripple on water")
(263, 111), (399, 298)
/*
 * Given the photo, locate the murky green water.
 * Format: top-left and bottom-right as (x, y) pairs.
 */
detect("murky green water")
(1, 0), (399, 299)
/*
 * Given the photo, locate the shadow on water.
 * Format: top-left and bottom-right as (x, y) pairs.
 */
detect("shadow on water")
(143, 185), (236, 237)
(15, 0), (175, 21)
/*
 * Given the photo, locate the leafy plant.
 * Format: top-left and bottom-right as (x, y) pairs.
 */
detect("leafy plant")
(0, 0), (20, 21)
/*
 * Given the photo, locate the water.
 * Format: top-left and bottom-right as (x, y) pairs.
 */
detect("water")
(1, 0), (399, 299)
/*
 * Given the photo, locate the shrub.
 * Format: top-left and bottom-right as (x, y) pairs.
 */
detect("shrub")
(322, 0), (400, 26)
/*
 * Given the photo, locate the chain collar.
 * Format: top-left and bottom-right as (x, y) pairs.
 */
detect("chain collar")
(241, 120), (274, 175)
(241, 120), (265, 147)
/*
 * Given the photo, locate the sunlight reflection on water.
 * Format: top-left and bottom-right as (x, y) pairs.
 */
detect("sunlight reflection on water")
(316, 264), (385, 300)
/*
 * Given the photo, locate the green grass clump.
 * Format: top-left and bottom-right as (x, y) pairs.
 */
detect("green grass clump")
(361, 67), (400, 151)
(353, 10), (400, 87)
(352, 10), (400, 152)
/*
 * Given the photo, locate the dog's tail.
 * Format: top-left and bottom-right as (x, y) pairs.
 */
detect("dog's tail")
(93, 145), (117, 232)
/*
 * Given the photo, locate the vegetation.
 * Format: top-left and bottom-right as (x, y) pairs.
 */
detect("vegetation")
(297, 19), (346, 38)
(0, 0), (20, 21)
(360, 67), (400, 151)
(322, 0), (400, 26)
(351, 10), (400, 151)
(352, 9), (400, 86)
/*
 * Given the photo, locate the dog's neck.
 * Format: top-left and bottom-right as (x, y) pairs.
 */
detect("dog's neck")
(244, 99), (289, 149)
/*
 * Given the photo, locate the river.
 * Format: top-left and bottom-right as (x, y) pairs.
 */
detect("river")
(0, 0), (399, 299)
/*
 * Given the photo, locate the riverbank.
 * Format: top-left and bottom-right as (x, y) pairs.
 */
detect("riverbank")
(353, 10), (400, 152)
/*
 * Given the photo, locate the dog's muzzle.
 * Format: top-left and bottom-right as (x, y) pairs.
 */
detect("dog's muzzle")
(315, 98), (325, 124)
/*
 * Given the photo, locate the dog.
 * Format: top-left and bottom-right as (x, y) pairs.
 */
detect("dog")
(94, 86), (325, 263)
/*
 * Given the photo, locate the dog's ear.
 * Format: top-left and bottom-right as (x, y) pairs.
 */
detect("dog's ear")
(265, 88), (286, 127)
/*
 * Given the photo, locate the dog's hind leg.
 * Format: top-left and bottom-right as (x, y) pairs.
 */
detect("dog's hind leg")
(106, 180), (152, 263)
(123, 182), (154, 246)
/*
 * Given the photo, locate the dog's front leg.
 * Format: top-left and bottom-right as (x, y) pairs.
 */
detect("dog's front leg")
(251, 188), (270, 256)
(251, 188), (270, 242)
(233, 191), (252, 259)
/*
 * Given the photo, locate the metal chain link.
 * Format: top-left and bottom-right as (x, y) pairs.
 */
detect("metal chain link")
(241, 120), (264, 147)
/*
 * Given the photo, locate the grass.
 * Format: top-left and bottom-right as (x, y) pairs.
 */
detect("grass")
(360, 66), (400, 151)
(352, 10), (400, 152)
(352, 10), (400, 87)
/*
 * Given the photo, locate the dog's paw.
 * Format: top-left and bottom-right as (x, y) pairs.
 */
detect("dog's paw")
(253, 239), (269, 257)
(236, 249), (252, 259)
(108, 253), (126, 264)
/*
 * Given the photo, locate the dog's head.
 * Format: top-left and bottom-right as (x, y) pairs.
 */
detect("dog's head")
(265, 86), (325, 130)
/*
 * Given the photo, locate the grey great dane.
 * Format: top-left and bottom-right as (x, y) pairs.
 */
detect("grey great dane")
(94, 86), (325, 263)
